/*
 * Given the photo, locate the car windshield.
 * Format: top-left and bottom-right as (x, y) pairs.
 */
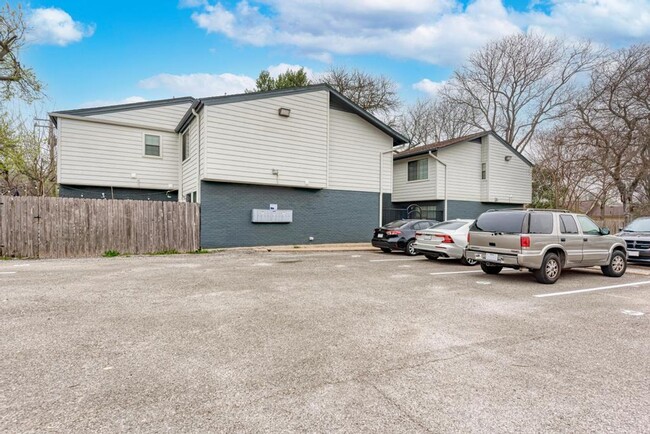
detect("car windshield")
(623, 218), (650, 232)
(474, 211), (526, 233)
(431, 221), (467, 230)
(384, 220), (408, 228)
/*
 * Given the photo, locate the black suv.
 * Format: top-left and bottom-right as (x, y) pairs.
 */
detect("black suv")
(617, 217), (650, 264)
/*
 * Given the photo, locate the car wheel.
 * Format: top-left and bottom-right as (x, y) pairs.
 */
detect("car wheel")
(480, 262), (503, 274)
(460, 255), (478, 266)
(425, 254), (439, 261)
(533, 252), (562, 284)
(381, 248), (392, 253)
(601, 250), (626, 277)
(404, 240), (417, 256)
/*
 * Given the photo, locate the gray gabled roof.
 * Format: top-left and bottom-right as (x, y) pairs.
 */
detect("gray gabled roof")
(175, 84), (408, 145)
(394, 130), (533, 167)
(53, 96), (195, 117)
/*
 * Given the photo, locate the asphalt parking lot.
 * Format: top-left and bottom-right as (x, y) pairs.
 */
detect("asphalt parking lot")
(1, 250), (649, 433)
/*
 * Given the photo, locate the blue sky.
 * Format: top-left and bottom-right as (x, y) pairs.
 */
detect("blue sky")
(16, 0), (650, 111)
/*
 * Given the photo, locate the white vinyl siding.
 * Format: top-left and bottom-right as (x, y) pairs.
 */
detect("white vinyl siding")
(328, 108), (393, 192)
(57, 118), (179, 190)
(203, 91), (329, 188)
(181, 113), (198, 199)
(392, 157), (437, 202)
(437, 142), (482, 202)
(88, 103), (192, 131)
(486, 135), (532, 204)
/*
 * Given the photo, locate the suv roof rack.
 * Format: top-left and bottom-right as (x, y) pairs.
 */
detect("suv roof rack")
(485, 208), (572, 213)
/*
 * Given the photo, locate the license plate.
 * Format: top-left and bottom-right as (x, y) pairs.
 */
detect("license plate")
(629, 251), (639, 257)
(486, 253), (499, 262)
(377, 233), (383, 238)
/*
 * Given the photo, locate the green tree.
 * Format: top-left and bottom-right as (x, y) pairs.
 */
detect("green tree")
(0, 2), (42, 102)
(251, 68), (310, 92)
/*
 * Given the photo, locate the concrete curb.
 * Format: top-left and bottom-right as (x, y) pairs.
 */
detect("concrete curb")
(208, 243), (376, 253)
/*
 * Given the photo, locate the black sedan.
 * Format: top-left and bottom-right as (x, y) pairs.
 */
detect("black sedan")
(372, 219), (439, 256)
(617, 217), (650, 264)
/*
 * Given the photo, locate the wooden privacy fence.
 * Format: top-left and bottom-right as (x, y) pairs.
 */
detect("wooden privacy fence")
(0, 196), (200, 258)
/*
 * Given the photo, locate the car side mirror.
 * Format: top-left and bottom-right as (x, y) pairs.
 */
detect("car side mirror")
(600, 227), (610, 235)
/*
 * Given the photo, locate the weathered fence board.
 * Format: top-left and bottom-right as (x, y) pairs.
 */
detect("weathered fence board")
(0, 196), (200, 258)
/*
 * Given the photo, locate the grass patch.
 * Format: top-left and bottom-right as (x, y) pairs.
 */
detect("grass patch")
(149, 249), (179, 256)
(102, 250), (120, 257)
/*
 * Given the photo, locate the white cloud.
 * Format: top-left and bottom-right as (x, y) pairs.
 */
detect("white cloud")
(413, 79), (446, 96)
(81, 96), (147, 108)
(138, 73), (256, 97)
(27, 8), (95, 46)
(521, 0), (650, 43)
(186, 0), (650, 65)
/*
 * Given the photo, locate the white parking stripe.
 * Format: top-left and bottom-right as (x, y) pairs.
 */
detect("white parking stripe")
(430, 270), (483, 275)
(429, 269), (520, 276)
(534, 280), (650, 298)
(369, 258), (424, 262)
(0, 271), (17, 275)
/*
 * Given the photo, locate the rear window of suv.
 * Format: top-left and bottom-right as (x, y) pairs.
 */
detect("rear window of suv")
(474, 211), (526, 233)
(474, 211), (554, 234)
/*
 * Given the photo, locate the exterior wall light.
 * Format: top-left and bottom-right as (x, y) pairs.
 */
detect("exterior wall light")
(278, 108), (291, 117)
(504, 155), (513, 161)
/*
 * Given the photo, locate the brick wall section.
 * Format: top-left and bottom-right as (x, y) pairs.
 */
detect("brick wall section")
(200, 181), (381, 248)
(59, 184), (178, 202)
(391, 199), (519, 220)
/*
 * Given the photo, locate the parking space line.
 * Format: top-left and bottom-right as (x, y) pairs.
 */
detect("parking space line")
(429, 270), (483, 275)
(0, 271), (17, 275)
(534, 280), (650, 298)
(369, 258), (424, 262)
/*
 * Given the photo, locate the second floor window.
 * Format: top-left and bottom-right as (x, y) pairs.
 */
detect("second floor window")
(481, 163), (487, 180)
(182, 132), (189, 161)
(408, 158), (428, 181)
(144, 134), (161, 157)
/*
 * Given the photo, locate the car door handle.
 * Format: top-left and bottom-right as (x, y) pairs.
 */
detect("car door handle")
(560, 238), (566, 242)
(583, 238), (588, 242)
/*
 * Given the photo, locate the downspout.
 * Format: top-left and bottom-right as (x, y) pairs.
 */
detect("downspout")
(429, 151), (447, 221)
(192, 107), (201, 203)
(379, 149), (395, 226)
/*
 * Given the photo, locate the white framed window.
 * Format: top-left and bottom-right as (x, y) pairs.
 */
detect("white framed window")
(143, 133), (162, 157)
(408, 158), (428, 181)
(181, 132), (189, 161)
(481, 162), (487, 180)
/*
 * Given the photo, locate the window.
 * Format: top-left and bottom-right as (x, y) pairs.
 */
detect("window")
(182, 132), (189, 161)
(412, 221), (431, 230)
(474, 211), (526, 233)
(144, 134), (161, 157)
(408, 159), (428, 181)
(528, 213), (553, 234)
(481, 163), (487, 180)
(577, 215), (601, 235)
(560, 215), (579, 234)
(432, 221), (466, 231)
(185, 192), (197, 203)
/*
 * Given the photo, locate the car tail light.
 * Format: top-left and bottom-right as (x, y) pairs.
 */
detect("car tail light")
(385, 230), (401, 236)
(435, 234), (454, 243)
(467, 233), (471, 243)
(521, 235), (531, 248)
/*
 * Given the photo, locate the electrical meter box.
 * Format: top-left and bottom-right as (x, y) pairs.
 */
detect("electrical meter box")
(251, 209), (293, 223)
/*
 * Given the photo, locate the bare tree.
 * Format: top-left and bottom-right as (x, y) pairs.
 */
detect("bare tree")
(443, 33), (598, 153)
(398, 96), (477, 147)
(573, 44), (650, 220)
(530, 125), (605, 210)
(320, 66), (400, 123)
(0, 2), (42, 102)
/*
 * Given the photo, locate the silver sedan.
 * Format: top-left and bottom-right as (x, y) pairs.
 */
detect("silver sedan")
(414, 219), (477, 266)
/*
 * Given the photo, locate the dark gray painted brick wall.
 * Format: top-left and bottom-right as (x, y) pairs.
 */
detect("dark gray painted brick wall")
(200, 181), (381, 248)
(392, 199), (519, 220)
(59, 184), (178, 202)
